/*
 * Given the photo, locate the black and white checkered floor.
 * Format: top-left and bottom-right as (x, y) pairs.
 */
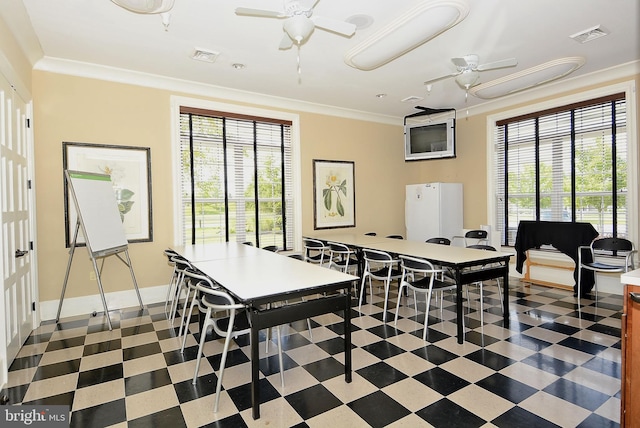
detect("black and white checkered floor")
(2, 281), (623, 427)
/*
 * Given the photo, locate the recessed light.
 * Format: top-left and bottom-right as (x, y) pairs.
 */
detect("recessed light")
(375, 93), (387, 98)
(232, 63), (246, 70)
(345, 14), (374, 30)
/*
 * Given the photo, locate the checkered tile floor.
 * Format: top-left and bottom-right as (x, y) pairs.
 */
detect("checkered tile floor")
(2, 280), (623, 427)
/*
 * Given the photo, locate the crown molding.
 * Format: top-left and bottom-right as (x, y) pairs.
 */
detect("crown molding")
(33, 56), (401, 126)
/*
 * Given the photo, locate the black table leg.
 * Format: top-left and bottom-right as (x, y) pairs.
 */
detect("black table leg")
(250, 317), (260, 419)
(344, 286), (352, 383)
(455, 268), (464, 344)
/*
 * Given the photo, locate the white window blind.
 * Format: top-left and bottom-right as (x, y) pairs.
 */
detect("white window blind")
(495, 93), (627, 246)
(179, 109), (294, 249)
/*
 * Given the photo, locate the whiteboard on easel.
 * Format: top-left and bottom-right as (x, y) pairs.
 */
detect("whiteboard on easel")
(65, 170), (128, 256)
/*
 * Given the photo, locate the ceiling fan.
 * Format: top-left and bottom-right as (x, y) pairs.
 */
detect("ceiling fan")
(235, 0), (356, 50)
(424, 54), (518, 95)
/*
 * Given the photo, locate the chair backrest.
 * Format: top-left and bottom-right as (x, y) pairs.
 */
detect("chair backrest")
(464, 229), (488, 246)
(288, 253), (304, 261)
(426, 237), (451, 245)
(303, 238), (327, 263)
(182, 270), (240, 310)
(363, 248), (394, 263)
(466, 244), (496, 251)
(592, 237), (633, 254)
(399, 255), (437, 275)
(262, 245), (279, 252)
(242, 241), (254, 246)
(386, 234), (404, 240)
(364, 232), (377, 236)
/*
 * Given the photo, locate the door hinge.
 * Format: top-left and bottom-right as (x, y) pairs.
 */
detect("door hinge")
(25, 118), (30, 128)
(30, 241), (33, 250)
(32, 302), (36, 311)
(27, 179), (31, 189)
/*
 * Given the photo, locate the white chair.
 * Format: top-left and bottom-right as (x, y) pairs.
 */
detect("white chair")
(577, 237), (636, 299)
(327, 241), (358, 274)
(168, 257), (196, 328)
(358, 248), (402, 322)
(163, 249), (180, 317)
(179, 270), (284, 412)
(394, 255), (457, 340)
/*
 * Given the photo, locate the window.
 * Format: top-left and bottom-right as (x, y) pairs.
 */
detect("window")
(179, 107), (294, 250)
(495, 93), (628, 246)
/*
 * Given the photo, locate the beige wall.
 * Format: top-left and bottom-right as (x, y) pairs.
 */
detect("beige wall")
(29, 69), (640, 304)
(0, 14), (32, 94)
(31, 71), (412, 302)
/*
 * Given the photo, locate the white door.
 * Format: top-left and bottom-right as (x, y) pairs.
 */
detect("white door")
(0, 72), (35, 381)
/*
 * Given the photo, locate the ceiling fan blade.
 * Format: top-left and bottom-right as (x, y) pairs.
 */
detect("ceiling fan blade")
(311, 16), (356, 36)
(423, 71), (460, 86)
(299, 0), (320, 11)
(477, 57), (518, 71)
(235, 7), (286, 18)
(279, 33), (294, 50)
(451, 57), (469, 68)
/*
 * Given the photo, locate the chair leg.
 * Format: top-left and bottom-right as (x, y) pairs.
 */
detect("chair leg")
(358, 273), (368, 312)
(164, 270), (178, 317)
(180, 291), (200, 353)
(423, 290), (433, 341)
(192, 307), (213, 385)
(382, 279), (391, 322)
(577, 266), (582, 299)
(277, 325), (285, 388)
(213, 309), (237, 413)
(394, 282), (406, 325)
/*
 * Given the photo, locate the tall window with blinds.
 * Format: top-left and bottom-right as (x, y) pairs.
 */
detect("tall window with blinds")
(495, 93), (627, 246)
(179, 108), (294, 250)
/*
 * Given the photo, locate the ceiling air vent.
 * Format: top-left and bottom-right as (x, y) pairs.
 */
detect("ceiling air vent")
(569, 25), (609, 43)
(191, 48), (219, 63)
(402, 96), (424, 103)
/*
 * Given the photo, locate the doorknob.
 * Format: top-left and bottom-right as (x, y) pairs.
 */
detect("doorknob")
(15, 249), (28, 258)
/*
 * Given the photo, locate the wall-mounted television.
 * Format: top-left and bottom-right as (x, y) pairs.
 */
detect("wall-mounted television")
(404, 117), (455, 161)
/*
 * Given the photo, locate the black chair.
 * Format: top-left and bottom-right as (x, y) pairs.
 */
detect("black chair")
(426, 237), (451, 245)
(364, 232), (377, 236)
(463, 230), (488, 246)
(242, 241), (254, 246)
(577, 237), (636, 299)
(262, 245), (279, 252)
(465, 244), (504, 323)
(386, 234), (404, 240)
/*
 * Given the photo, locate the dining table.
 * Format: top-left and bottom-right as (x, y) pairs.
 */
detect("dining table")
(172, 242), (358, 419)
(309, 233), (513, 344)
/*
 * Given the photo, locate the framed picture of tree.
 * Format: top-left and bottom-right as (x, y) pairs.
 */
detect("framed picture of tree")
(313, 159), (355, 229)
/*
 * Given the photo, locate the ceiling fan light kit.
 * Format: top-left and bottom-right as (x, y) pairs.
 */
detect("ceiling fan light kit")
(469, 56), (586, 99)
(284, 15), (316, 44)
(343, 0), (470, 71)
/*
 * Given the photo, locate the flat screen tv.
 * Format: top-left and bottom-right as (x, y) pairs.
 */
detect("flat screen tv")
(404, 117), (455, 161)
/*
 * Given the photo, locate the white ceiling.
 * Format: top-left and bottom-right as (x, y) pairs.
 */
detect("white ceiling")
(2, 0), (639, 119)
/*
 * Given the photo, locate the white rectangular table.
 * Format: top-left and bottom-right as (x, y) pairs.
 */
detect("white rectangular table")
(311, 234), (513, 344)
(175, 243), (358, 419)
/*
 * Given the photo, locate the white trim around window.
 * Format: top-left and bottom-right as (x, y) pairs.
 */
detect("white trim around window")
(169, 96), (302, 251)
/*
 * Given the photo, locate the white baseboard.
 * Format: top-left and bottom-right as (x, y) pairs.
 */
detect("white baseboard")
(40, 283), (169, 321)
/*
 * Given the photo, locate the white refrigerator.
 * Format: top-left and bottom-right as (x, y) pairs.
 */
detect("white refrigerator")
(405, 183), (463, 242)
